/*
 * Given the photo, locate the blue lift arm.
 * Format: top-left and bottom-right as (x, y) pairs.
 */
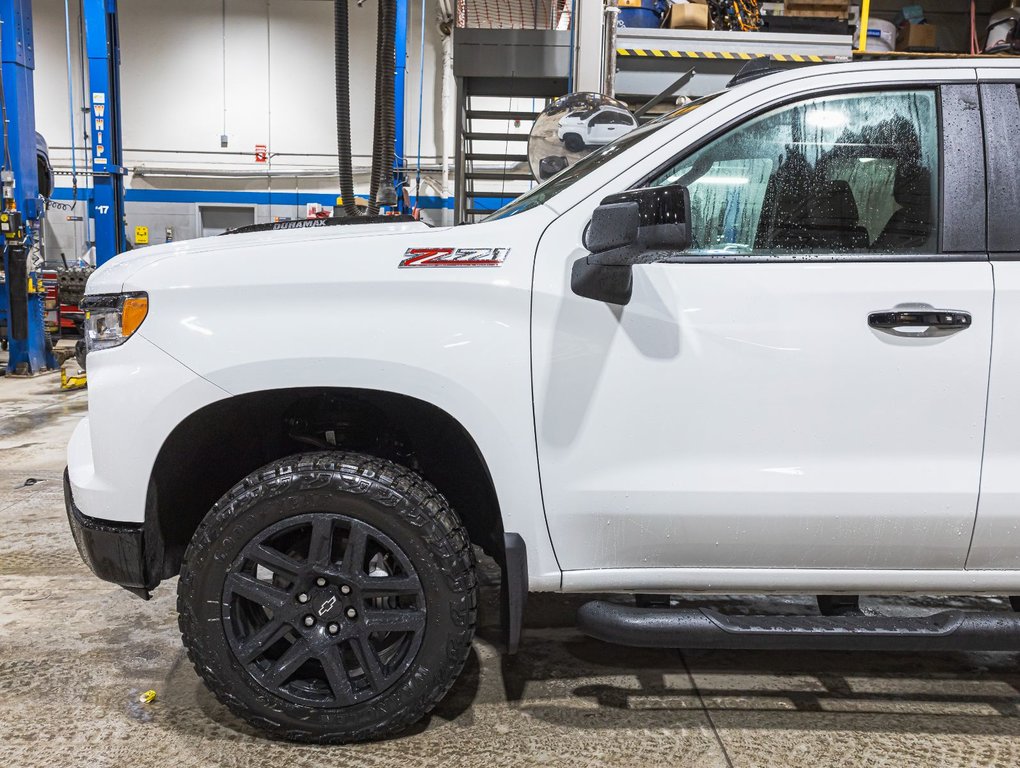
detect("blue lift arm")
(82, 0), (125, 265)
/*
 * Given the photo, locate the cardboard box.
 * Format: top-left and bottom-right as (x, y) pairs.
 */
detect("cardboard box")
(897, 23), (937, 51)
(785, 0), (850, 18)
(663, 2), (710, 29)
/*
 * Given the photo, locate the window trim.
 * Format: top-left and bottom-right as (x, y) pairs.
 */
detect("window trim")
(629, 83), (984, 265)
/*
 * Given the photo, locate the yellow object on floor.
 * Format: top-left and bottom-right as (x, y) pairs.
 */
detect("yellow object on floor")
(60, 367), (87, 391)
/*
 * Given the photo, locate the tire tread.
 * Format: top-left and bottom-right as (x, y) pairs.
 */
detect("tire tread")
(177, 451), (477, 743)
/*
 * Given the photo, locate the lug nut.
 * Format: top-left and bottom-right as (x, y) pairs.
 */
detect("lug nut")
(303, 615), (315, 627)
(315, 577), (327, 587)
(297, 593), (309, 604)
(346, 607), (358, 619)
(328, 623), (340, 635)
(340, 585), (351, 595)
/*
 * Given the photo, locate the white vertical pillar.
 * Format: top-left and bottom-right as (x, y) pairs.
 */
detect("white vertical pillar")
(572, 0), (607, 94)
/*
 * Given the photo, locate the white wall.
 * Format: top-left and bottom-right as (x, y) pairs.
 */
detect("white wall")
(32, 0), (451, 257)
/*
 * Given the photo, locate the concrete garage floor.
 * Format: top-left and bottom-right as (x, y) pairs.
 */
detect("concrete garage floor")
(4, 373), (1020, 767)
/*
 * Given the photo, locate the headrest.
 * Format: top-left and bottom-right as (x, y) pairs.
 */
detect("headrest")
(893, 163), (931, 207)
(807, 180), (859, 224)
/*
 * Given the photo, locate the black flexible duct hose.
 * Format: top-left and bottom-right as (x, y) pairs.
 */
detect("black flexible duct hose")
(335, 0), (357, 216)
(379, 0), (398, 209)
(367, 2), (384, 214)
(369, 0), (397, 214)
(368, 1), (387, 214)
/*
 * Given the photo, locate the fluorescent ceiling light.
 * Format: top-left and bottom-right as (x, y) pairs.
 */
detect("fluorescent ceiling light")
(693, 175), (749, 185)
(804, 109), (848, 129)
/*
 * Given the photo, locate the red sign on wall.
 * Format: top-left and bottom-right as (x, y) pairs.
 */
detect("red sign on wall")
(254, 144), (268, 163)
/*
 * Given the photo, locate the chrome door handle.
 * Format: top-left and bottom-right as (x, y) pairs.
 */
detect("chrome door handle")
(868, 304), (972, 337)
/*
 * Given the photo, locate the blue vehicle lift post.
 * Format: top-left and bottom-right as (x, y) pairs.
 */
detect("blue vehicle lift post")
(82, 0), (125, 266)
(393, 0), (407, 212)
(1, 0), (55, 374)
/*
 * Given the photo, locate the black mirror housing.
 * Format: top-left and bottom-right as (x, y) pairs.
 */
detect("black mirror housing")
(571, 258), (633, 305)
(583, 201), (640, 255)
(587, 185), (692, 265)
(573, 184), (692, 305)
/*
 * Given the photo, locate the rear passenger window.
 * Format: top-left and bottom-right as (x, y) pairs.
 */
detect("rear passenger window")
(650, 90), (939, 256)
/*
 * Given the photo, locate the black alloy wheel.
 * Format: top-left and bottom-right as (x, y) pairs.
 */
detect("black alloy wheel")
(223, 512), (426, 708)
(563, 132), (585, 152)
(178, 452), (477, 743)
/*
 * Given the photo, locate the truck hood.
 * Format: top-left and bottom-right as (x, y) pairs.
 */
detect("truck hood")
(86, 218), (437, 294)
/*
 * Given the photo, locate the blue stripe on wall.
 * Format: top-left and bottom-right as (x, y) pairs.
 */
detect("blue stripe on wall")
(49, 187), (458, 210)
(465, 197), (516, 211)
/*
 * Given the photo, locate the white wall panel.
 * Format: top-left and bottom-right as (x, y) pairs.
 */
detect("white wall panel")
(31, 0), (452, 256)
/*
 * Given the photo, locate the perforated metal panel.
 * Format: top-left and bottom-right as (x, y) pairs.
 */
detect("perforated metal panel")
(456, 0), (571, 30)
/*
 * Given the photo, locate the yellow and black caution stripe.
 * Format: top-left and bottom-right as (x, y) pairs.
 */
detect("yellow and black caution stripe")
(617, 48), (828, 63)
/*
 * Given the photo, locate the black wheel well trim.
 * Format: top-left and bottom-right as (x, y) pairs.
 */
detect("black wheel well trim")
(501, 532), (528, 655)
(146, 385), (509, 591)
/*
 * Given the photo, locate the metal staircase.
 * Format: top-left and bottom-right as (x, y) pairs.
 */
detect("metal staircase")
(452, 8), (572, 223)
(457, 101), (542, 221)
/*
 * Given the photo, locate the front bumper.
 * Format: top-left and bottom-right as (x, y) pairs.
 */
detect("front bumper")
(64, 469), (152, 599)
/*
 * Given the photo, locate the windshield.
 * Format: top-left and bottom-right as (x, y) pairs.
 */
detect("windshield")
(482, 94), (720, 222)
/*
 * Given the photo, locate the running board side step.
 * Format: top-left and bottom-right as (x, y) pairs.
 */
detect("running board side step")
(577, 601), (1020, 652)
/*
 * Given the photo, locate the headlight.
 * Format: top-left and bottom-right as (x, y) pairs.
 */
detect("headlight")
(82, 292), (149, 353)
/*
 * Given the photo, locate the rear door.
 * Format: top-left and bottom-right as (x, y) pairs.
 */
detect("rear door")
(966, 70), (1020, 569)
(532, 77), (993, 574)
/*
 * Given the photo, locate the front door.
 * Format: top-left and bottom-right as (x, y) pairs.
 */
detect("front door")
(587, 112), (623, 145)
(533, 86), (992, 573)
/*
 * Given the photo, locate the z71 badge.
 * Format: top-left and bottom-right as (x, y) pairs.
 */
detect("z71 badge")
(399, 247), (510, 268)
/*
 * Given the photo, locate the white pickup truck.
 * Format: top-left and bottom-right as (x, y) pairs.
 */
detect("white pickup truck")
(66, 60), (1020, 743)
(557, 104), (639, 150)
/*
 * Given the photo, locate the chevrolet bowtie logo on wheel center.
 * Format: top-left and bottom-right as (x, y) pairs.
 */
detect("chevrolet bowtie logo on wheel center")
(317, 596), (337, 617)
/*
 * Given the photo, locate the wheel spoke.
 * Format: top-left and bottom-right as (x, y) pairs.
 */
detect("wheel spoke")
(318, 643), (356, 703)
(341, 522), (369, 575)
(222, 510), (428, 708)
(265, 638), (312, 687)
(225, 571), (289, 611)
(358, 574), (421, 598)
(251, 544), (305, 579)
(235, 618), (290, 664)
(362, 607), (426, 634)
(307, 516), (334, 567)
(349, 633), (386, 691)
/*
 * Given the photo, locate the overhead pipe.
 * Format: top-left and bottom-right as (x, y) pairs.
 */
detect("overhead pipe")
(603, 3), (619, 97)
(63, 0), (78, 202)
(438, 6), (454, 210)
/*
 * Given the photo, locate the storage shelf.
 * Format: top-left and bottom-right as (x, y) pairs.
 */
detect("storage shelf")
(617, 27), (853, 58)
(614, 27), (853, 99)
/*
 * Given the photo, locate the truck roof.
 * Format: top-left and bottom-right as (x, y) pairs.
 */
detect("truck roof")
(727, 54), (1020, 90)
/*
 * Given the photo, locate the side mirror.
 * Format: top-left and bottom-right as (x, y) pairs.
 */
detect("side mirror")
(573, 185), (691, 305)
(584, 185), (692, 262)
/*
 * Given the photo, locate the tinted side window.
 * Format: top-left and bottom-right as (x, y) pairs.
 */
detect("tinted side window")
(650, 90), (939, 256)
